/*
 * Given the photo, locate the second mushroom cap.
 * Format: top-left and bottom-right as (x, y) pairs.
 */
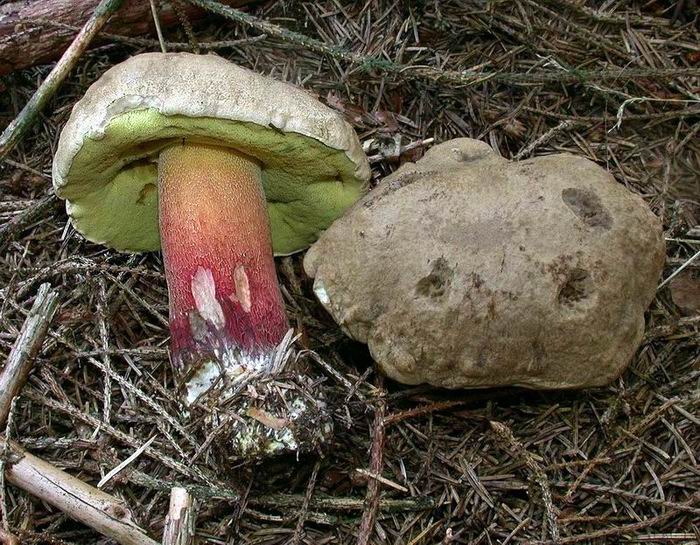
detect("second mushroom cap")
(304, 138), (665, 390)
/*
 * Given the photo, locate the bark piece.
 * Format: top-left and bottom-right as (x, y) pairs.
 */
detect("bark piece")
(304, 138), (666, 389)
(162, 487), (197, 545)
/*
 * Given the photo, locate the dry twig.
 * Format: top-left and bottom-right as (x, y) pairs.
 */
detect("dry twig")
(162, 487), (197, 545)
(490, 420), (560, 543)
(357, 381), (387, 545)
(0, 283), (58, 425)
(3, 441), (158, 545)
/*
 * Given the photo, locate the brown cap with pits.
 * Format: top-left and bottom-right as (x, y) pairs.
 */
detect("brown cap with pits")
(304, 139), (665, 390)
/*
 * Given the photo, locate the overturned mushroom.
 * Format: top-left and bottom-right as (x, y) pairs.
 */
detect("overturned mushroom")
(305, 139), (665, 390)
(53, 52), (369, 455)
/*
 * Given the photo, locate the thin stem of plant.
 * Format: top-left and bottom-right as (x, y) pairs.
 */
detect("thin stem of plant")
(149, 0), (168, 53)
(657, 248), (700, 290)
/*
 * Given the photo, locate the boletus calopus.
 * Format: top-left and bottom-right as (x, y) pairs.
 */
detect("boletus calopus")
(305, 139), (665, 390)
(53, 52), (369, 456)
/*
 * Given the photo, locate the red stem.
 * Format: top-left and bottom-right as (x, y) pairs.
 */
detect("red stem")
(158, 143), (289, 373)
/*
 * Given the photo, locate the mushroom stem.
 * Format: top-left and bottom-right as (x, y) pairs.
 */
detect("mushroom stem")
(158, 142), (289, 390)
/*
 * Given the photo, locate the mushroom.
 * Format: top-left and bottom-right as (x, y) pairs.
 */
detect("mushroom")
(53, 53), (369, 452)
(304, 138), (665, 390)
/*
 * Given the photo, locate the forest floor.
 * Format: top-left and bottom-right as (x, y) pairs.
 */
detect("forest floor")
(0, 1), (699, 544)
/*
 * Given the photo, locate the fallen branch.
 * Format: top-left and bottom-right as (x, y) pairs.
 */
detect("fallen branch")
(490, 420), (560, 543)
(0, 0), (124, 162)
(98, 465), (434, 512)
(356, 382), (386, 545)
(0, 0), (255, 75)
(0, 283), (59, 426)
(0, 286), (155, 545)
(27, 22), (267, 52)
(3, 440), (159, 545)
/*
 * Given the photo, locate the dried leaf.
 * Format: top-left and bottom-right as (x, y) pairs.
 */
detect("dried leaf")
(670, 270), (700, 315)
(246, 407), (288, 430)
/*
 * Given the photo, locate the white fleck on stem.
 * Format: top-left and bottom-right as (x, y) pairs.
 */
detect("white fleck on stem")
(191, 267), (225, 329)
(184, 329), (296, 405)
(233, 264), (252, 313)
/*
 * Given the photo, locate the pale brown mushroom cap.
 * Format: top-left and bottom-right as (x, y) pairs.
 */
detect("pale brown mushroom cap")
(304, 138), (665, 389)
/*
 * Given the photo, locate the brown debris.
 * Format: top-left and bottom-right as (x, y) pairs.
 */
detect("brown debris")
(671, 270), (700, 315)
